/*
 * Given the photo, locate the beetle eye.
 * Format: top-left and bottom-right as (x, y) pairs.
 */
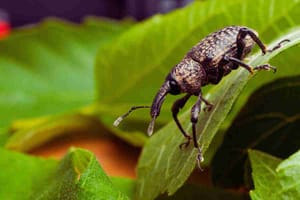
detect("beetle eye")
(169, 79), (181, 95)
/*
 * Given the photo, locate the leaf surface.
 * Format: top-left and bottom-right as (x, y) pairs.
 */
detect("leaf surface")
(0, 148), (129, 199)
(249, 150), (300, 200)
(0, 18), (130, 148)
(0, 18), (129, 127)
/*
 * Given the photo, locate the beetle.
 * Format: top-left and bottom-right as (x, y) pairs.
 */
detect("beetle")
(113, 25), (289, 169)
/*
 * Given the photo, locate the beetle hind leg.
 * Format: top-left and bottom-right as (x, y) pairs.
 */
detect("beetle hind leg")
(223, 55), (254, 74)
(266, 39), (290, 53)
(253, 64), (277, 73)
(224, 55), (277, 74)
(237, 27), (290, 55)
(237, 27), (268, 55)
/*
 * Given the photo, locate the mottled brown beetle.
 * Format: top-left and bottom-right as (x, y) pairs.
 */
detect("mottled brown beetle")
(114, 25), (289, 169)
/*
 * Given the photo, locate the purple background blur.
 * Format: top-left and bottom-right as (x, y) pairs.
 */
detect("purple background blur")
(0, 0), (193, 27)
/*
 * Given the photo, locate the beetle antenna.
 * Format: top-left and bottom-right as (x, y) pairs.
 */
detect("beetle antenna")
(113, 106), (151, 127)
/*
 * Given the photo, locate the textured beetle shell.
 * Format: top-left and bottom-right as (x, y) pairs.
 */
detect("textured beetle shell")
(172, 25), (256, 94)
(188, 26), (256, 66)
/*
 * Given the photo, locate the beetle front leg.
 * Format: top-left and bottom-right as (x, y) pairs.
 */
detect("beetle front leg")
(191, 91), (205, 170)
(172, 94), (192, 149)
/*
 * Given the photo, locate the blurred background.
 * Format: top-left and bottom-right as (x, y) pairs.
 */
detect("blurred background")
(0, 0), (193, 28)
(0, 0), (193, 179)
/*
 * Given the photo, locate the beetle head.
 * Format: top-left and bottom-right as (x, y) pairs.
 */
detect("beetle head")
(147, 73), (181, 136)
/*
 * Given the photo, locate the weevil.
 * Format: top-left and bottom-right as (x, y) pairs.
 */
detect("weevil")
(113, 26), (289, 169)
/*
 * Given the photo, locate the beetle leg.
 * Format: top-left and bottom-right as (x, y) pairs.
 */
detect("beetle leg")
(224, 56), (277, 74)
(191, 91), (205, 170)
(253, 64), (277, 73)
(200, 96), (213, 112)
(237, 27), (267, 55)
(223, 56), (254, 74)
(266, 39), (290, 53)
(172, 94), (192, 149)
(237, 28), (290, 55)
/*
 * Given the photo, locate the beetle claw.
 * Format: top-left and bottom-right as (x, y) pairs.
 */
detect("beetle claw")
(204, 105), (213, 112)
(196, 147), (204, 171)
(253, 64), (277, 73)
(179, 136), (191, 149)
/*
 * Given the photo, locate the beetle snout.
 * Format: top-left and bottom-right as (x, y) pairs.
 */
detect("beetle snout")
(148, 81), (170, 136)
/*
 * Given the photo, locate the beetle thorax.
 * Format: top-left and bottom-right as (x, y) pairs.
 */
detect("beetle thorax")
(171, 57), (206, 95)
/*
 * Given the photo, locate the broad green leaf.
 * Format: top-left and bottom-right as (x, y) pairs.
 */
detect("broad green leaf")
(0, 18), (131, 149)
(102, 0), (300, 199)
(0, 149), (57, 199)
(248, 150), (281, 200)
(0, 148), (129, 199)
(212, 75), (300, 187)
(0, 18), (128, 128)
(249, 150), (300, 200)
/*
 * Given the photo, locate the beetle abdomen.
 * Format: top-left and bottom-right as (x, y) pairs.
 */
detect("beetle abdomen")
(187, 26), (255, 67)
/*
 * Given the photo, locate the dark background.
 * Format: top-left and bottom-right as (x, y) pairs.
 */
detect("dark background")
(0, 0), (193, 27)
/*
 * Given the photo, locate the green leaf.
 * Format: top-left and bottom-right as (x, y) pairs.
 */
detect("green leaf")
(111, 177), (136, 200)
(0, 18), (128, 128)
(95, 0), (300, 147)
(0, 18), (131, 149)
(212, 75), (300, 187)
(0, 149), (57, 199)
(99, 0), (300, 199)
(248, 150), (281, 200)
(0, 148), (129, 199)
(5, 114), (102, 152)
(249, 150), (300, 200)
